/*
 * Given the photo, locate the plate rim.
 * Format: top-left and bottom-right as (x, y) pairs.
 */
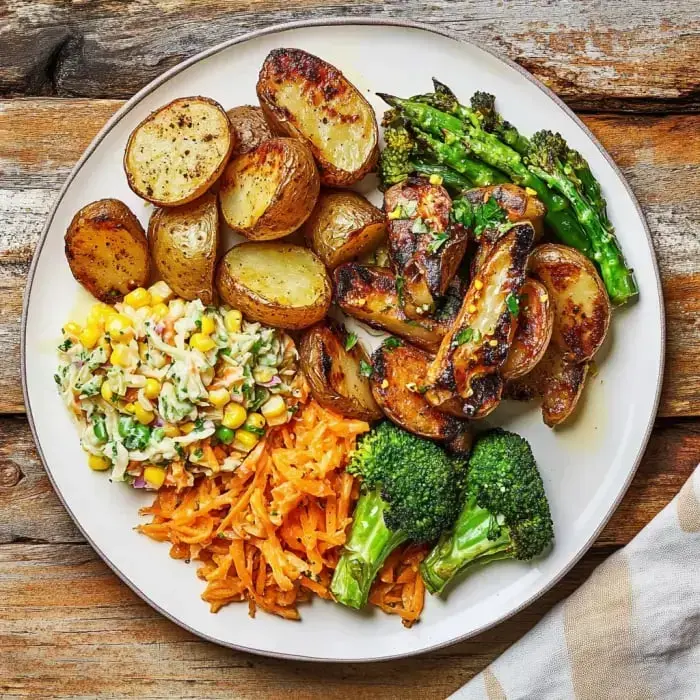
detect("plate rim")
(20, 16), (666, 663)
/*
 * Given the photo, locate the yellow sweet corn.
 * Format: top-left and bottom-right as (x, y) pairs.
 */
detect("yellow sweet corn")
(100, 382), (113, 402)
(124, 287), (151, 309)
(63, 321), (82, 337)
(233, 429), (258, 451)
(222, 403), (247, 430)
(143, 466), (166, 489)
(208, 387), (230, 408)
(200, 315), (216, 335)
(79, 324), (101, 349)
(429, 173), (444, 185)
(133, 404), (155, 425)
(88, 303), (116, 327)
(124, 402), (136, 414)
(151, 302), (169, 320)
(162, 424), (180, 438)
(246, 412), (266, 430)
(180, 421), (196, 434)
(474, 279), (484, 291)
(106, 314), (133, 343)
(110, 345), (133, 367)
(224, 309), (242, 333)
(261, 395), (286, 420)
(88, 454), (111, 471)
(189, 333), (216, 353)
(148, 281), (173, 305)
(144, 378), (161, 399)
(253, 366), (276, 384)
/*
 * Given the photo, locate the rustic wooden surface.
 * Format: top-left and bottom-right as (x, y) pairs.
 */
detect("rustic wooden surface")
(1, 2), (698, 698)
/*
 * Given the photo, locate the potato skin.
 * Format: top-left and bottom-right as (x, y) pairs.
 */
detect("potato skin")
(216, 242), (331, 329)
(219, 137), (320, 241)
(148, 192), (218, 304)
(65, 198), (150, 302)
(302, 190), (385, 268)
(124, 96), (233, 206)
(226, 105), (273, 157)
(300, 321), (382, 421)
(257, 48), (379, 186)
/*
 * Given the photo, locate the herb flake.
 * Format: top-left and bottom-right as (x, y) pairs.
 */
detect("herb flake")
(344, 332), (358, 352)
(359, 359), (373, 378)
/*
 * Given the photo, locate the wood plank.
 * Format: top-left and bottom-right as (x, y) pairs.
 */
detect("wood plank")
(1, 1), (699, 111)
(0, 541), (614, 698)
(0, 100), (698, 415)
(1, 416), (696, 546)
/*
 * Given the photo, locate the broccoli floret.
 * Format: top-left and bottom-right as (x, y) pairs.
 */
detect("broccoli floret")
(378, 112), (415, 190)
(421, 429), (554, 595)
(330, 421), (464, 608)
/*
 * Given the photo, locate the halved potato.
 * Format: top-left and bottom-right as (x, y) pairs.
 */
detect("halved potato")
(528, 244), (611, 362)
(216, 242), (331, 329)
(302, 190), (385, 268)
(148, 192), (218, 304)
(226, 105), (273, 157)
(370, 340), (468, 443)
(65, 199), (150, 302)
(219, 137), (319, 241)
(358, 240), (391, 268)
(300, 321), (382, 421)
(257, 48), (378, 186)
(124, 97), (233, 206)
(502, 278), (554, 380)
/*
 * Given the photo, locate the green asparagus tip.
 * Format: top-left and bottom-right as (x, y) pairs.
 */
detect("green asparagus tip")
(376, 92), (402, 107)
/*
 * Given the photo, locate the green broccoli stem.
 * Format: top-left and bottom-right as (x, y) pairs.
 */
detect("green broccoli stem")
(385, 96), (593, 257)
(421, 497), (513, 595)
(569, 161), (611, 228)
(330, 489), (408, 609)
(410, 160), (474, 191)
(529, 163), (638, 305)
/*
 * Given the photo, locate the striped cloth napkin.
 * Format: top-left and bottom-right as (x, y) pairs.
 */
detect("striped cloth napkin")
(451, 465), (700, 700)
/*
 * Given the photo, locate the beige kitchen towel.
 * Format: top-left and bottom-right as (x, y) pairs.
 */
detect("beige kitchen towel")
(451, 465), (700, 700)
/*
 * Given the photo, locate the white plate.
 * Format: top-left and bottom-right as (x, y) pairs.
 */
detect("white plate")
(22, 19), (664, 662)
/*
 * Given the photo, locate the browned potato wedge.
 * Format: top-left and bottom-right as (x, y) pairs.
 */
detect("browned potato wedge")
(226, 105), (273, 157)
(300, 321), (382, 421)
(426, 223), (535, 419)
(216, 242), (331, 329)
(147, 192), (218, 304)
(385, 177), (468, 319)
(219, 138), (319, 241)
(334, 264), (449, 352)
(505, 345), (589, 427)
(529, 244), (611, 362)
(370, 340), (469, 444)
(124, 97), (233, 206)
(302, 190), (385, 268)
(257, 49), (378, 186)
(65, 199), (150, 302)
(502, 278), (554, 380)
(358, 240), (390, 268)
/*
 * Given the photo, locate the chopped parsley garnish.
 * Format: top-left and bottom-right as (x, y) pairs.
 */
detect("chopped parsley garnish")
(245, 425), (265, 437)
(58, 338), (73, 352)
(219, 347), (231, 356)
(194, 417), (205, 431)
(250, 338), (263, 354)
(194, 318), (202, 331)
(506, 293), (520, 316)
(344, 332), (358, 351)
(175, 443), (185, 459)
(427, 231), (450, 254)
(455, 328), (474, 345)
(383, 337), (402, 350)
(53, 373), (61, 385)
(417, 385), (429, 394)
(451, 197), (508, 239)
(359, 359), (373, 378)
(193, 447), (203, 459)
(395, 275), (405, 305)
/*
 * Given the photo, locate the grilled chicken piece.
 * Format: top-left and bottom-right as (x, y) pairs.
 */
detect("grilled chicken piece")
(334, 263), (458, 353)
(505, 344), (589, 427)
(466, 184), (545, 275)
(384, 177), (468, 319)
(370, 341), (470, 446)
(425, 222), (535, 419)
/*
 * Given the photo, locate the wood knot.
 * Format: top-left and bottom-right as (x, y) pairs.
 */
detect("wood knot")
(0, 462), (23, 488)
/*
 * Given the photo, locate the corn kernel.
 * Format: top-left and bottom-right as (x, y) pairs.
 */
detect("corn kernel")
(224, 309), (242, 334)
(429, 173), (444, 185)
(63, 321), (82, 337)
(133, 403), (155, 425)
(79, 324), (101, 349)
(208, 387), (230, 408)
(474, 279), (484, 290)
(88, 454), (111, 471)
(124, 287), (152, 309)
(180, 421), (196, 434)
(261, 395), (286, 420)
(190, 333), (216, 353)
(143, 465), (166, 489)
(387, 207), (402, 220)
(246, 412), (266, 430)
(100, 382), (113, 402)
(381, 379), (389, 389)
(124, 402), (136, 414)
(151, 303), (169, 320)
(233, 429), (258, 451)
(200, 315), (216, 335)
(148, 281), (173, 305)
(222, 403), (247, 430)
(110, 345), (132, 367)
(253, 366), (276, 384)
(144, 378), (161, 399)
(468, 304), (477, 314)
(162, 424), (180, 438)
(525, 187), (538, 197)
(98, 338), (112, 356)
(106, 314), (133, 343)
(489, 339), (498, 347)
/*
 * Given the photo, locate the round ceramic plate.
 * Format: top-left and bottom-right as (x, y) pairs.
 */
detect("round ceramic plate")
(22, 19), (664, 662)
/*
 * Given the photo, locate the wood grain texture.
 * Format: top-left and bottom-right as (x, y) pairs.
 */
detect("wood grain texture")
(0, 101), (698, 415)
(1, 1), (699, 111)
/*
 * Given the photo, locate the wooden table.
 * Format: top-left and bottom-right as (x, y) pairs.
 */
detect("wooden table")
(1, 2), (698, 697)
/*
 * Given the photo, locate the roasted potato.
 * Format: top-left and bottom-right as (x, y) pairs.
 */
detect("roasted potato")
(147, 192), (218, 304)
(370, 340), (469, 444)
(216, 242), (331, 329)
(528, 244), (611, 362)
(257, 48), (378, 186)
(334, 264), (450, 352)
(226, 105), (273, 157)
(426, 223), (535, 419)
(358, 240), (391, 268)
(219, 138), (319, 241)
(385, 177), (468, 319)
(302, 190), (385, 268)
(65, 199), (150, 302)
(124, 97), (233, 206)
(300, 321), (382, 421)
(502, 278), (554, 380)
(505, 345), (590, 428)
